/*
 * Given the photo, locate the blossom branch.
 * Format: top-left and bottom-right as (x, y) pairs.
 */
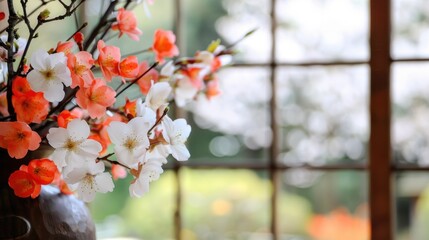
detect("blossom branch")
(40, 0), (85, 24)
(0, 0), (55, 34)
(123, 47), (151, 58)
(88, 19), (116, 54)
(16, 0), (85, 75)
(6, 0), (20, 119)
(66, 22), (88, 41)
(46, 89), (78, 117)
(115, 62), (159, 97)
(83, 0), (119, 51)
(148, 107), (169, 134)
(0, 39), (6, 48)
(98, 154), (130, 170)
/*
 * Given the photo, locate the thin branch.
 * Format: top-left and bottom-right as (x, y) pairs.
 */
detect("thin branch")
(98, 153), (115, 161)
(40, 0), (85, 23)
(100, 158), (130, 170)
(46, 88), (78, 117)
(0, 0), (55, 34)
(115, 62), (159, 98)
(0, 39), (6, 48)
(123, 47), (151, 58)
(148, 108), (168, 134)
(89, 19), (116, 54)
(66, 22), (88, 41)
(6, 0), (19, 119)
(83, 0), (118, 51)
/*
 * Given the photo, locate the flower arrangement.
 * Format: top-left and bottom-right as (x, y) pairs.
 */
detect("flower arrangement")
(0, 0), (236, 202)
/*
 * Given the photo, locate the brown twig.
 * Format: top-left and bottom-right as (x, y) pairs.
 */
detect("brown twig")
(115, 62), (159, 98)
(0, 0), (55, 34)
(148, 108), (169, 134)
(6, 0), (19, 119)
(83, 0), (119, 51)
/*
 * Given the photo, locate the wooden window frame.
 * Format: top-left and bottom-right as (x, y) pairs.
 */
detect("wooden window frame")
(169, 0), (415, 239)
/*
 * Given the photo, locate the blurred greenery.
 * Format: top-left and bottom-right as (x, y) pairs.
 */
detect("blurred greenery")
(183, 0), (227, 56)
(92, 170), (313, 239)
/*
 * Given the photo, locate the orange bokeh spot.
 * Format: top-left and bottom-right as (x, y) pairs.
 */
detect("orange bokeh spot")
(307, 208), (370, 240)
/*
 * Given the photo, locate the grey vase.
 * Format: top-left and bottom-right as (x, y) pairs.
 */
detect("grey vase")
(0, 146), (96, 240)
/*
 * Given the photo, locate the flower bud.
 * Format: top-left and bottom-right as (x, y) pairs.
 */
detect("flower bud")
(38, 9), (50, 21)
(73, 32), (84, 44)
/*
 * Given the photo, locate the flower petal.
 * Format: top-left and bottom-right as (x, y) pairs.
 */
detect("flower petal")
(43, 81), (65, 102)
(94, 172), (114, 193)
(47, 128), (69, 148)
(30, 49), (49, 70)
(67, 119), (90, 141)
(27, 71), (48, 92)
(171, 144), (190, 161)
(107, 121), (130, 144)
(50, 149), (67, 169)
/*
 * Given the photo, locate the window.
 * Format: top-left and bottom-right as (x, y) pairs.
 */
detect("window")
(88, 0), (429, 239)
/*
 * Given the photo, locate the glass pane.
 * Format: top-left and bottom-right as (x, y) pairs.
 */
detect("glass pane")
(276, 66), (369, 166)
(279, 170), (369, 239)
(392, 0), (429, 59)
(184, 0), (271, 63)
(188, 67), (271, 164)
(15, 0), (174, 58)
(182, 169), (271, 240)
(392, 63), (429, 166)
(92, 171), (175, 239)
(275, 0), (369, 62)
(395, 172), (429, 240)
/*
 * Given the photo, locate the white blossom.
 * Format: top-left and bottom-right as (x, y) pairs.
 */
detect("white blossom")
(0, 62), (6, 84)
(66, 161), (114, 202)
(162, 116), (191, 161)
(136, 98), (157, 124)
(47, 119), (102, 175)
(107, 117), (152, 168)
(27, 49), (71, 102)
(129, 158), (164, 197)
(145, 82), (171, 111)
(195, 51), (215, 66)
(0, 35), (27, 61)
(173, 75), (198, 107)
(160, 61), (174, 77)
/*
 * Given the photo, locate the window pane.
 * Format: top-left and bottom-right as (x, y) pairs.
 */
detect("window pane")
(392, 0), (429, 59)
(17, 1), (76, 53)
(184, 0), (271, 63)
(395, 172), (429, 240)
(276, 66), (369, 166)
(276, 0), (369, 62)
(92, 171), (176, 239)
(182, 169), (271, 239)
(279, 170), (369, 239)
(392, 63), (429, 166)
(188, 67), (271, 164)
